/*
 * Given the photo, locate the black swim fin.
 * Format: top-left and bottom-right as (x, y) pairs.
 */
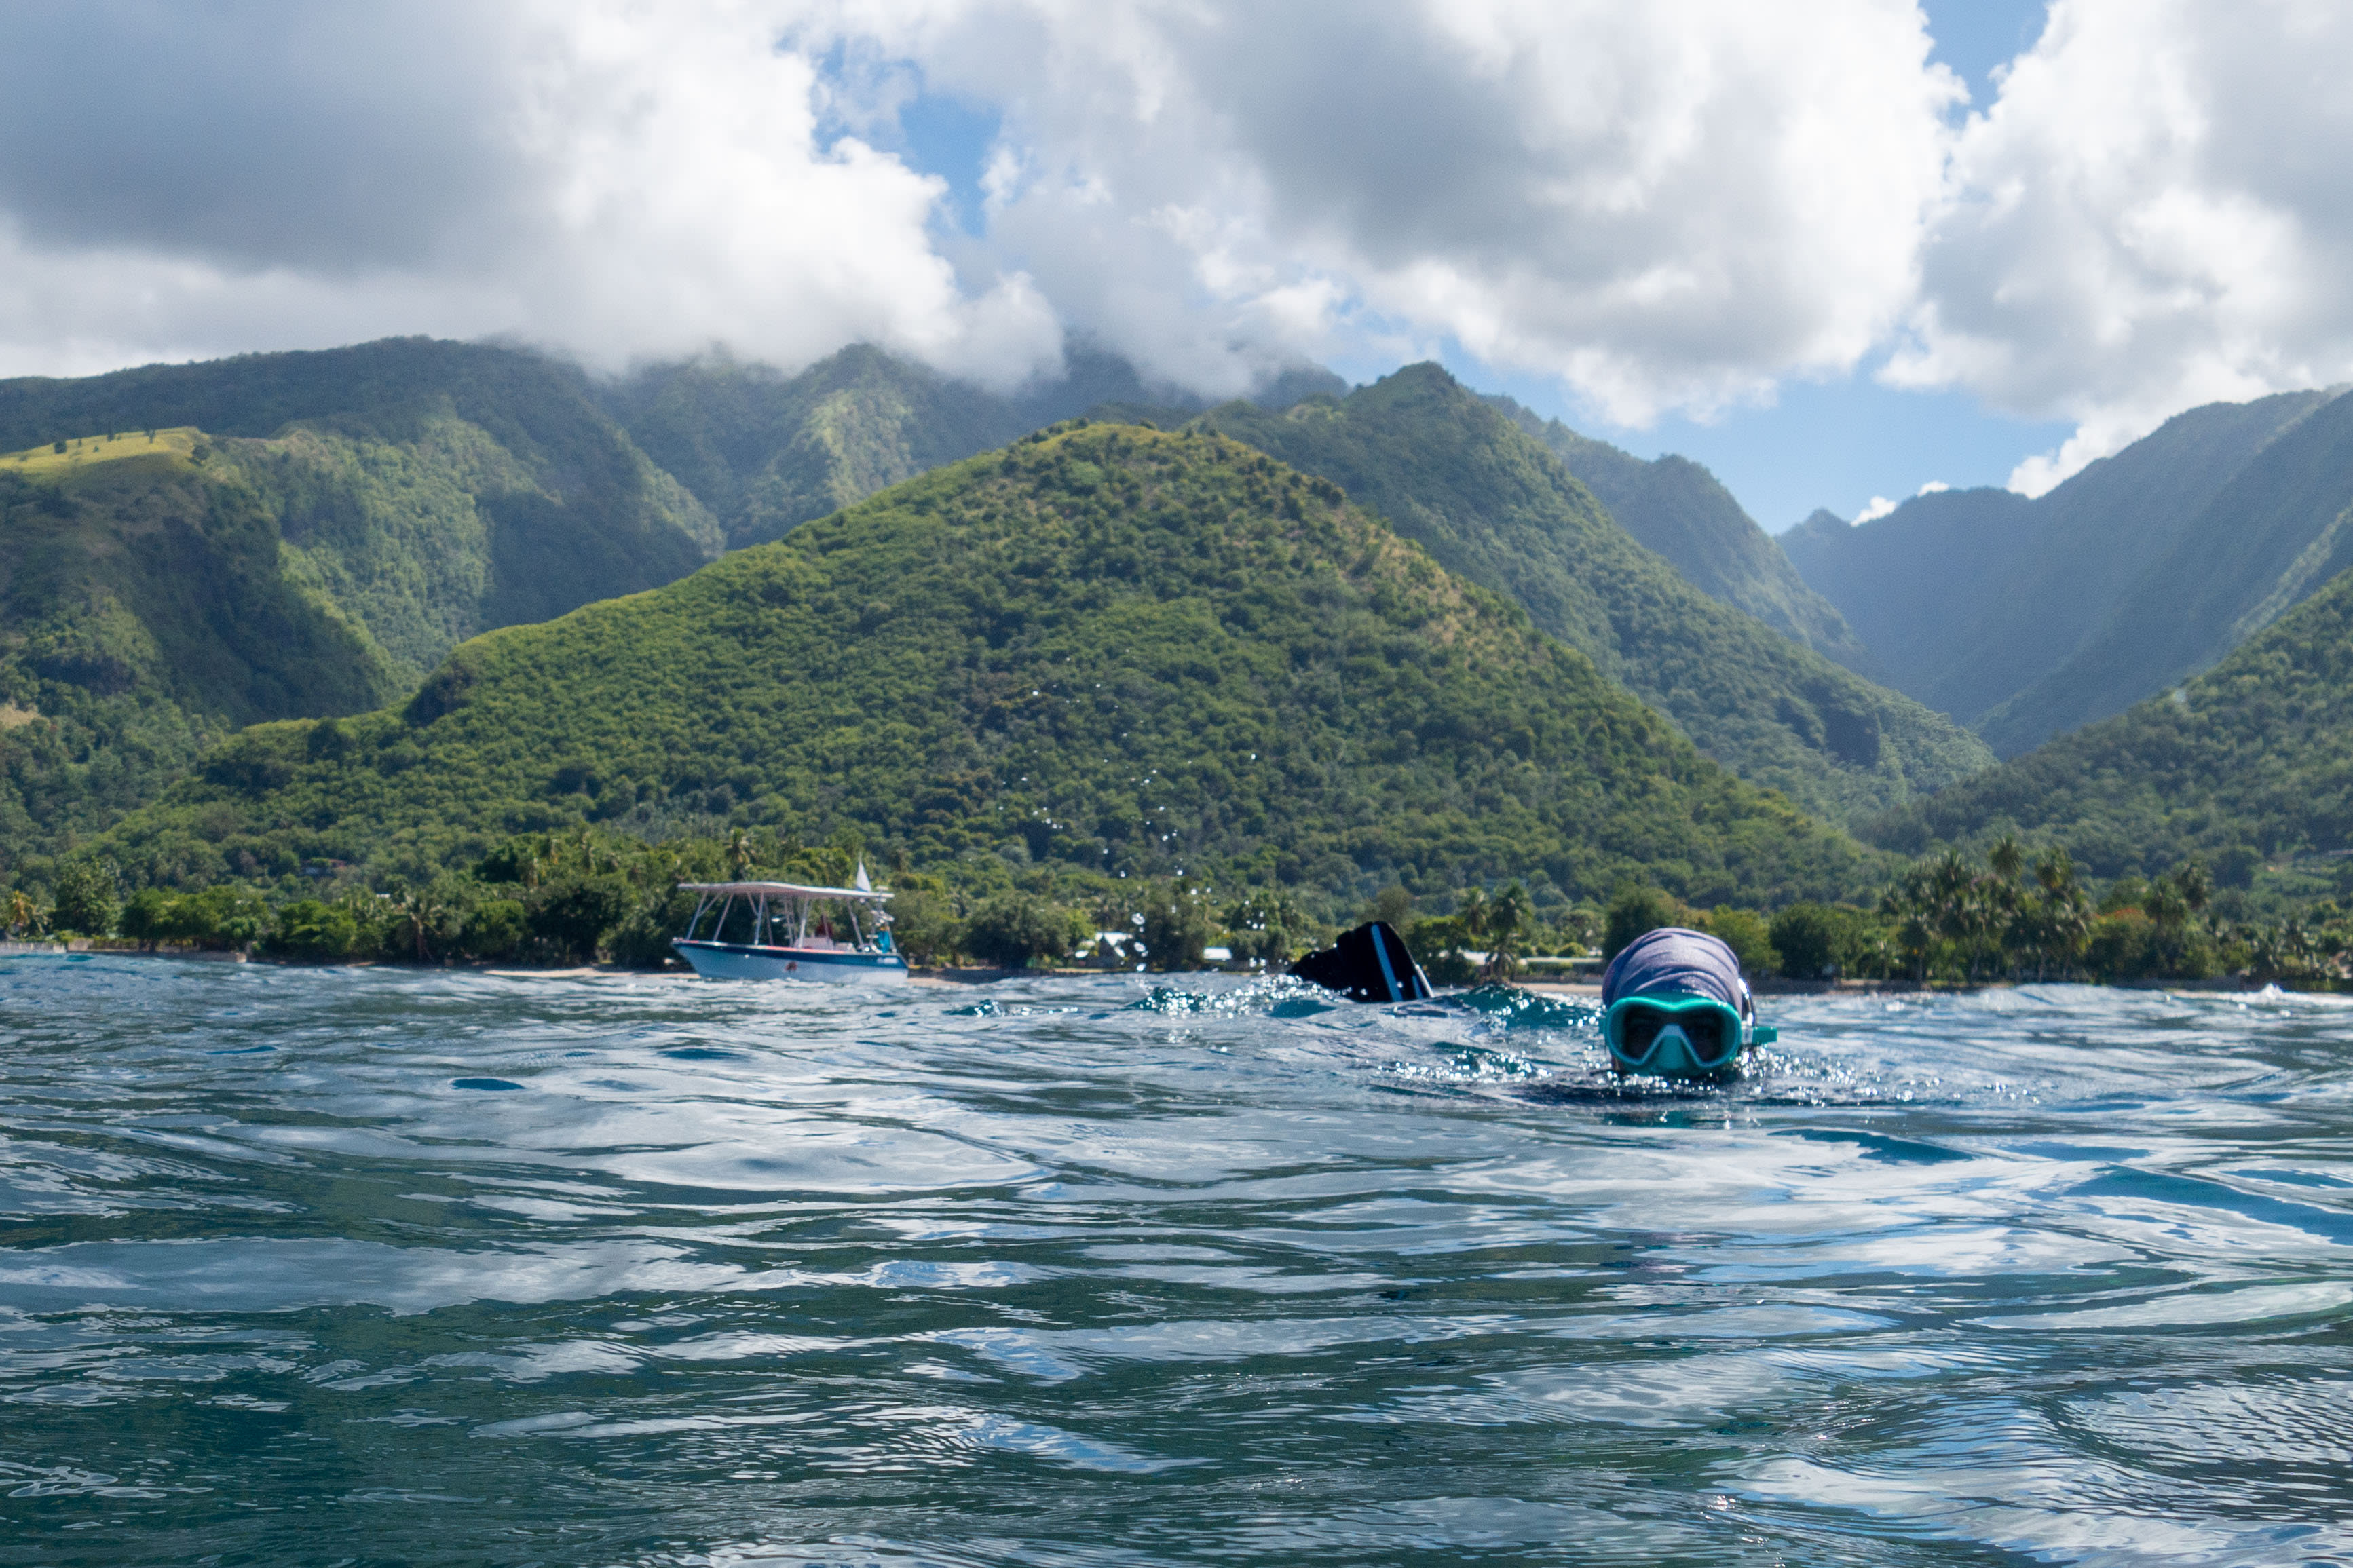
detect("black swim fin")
(1290, 921), (1433, 1002)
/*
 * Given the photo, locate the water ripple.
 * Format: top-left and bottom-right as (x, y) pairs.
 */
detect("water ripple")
(3, 960), (2352, 1563)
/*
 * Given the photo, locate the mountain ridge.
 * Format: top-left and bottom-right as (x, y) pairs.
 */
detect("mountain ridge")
(1784, 388), (2341, 750)
(100, 421), (1877, 905)
(1129, 366), (1993, 828)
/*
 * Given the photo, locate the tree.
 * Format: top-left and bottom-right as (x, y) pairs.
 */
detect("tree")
(4, 890), (39, 937)
(1137, 880), (1213, 971)
(50, 860), (119, 937)
(1988, 833), (2026, 885)
(963, 893), (1080, 968)
(1603, 884), (1684, 960)
(394, 884), (450, 963)
(1481, 882), (1534, 980)
(119, 887), (173, 951)
(1221, 888), (1302, 965)
(1699, 906), (1780, 979)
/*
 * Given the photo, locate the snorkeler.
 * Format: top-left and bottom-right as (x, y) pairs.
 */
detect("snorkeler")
(1600, 926), (1777, 1077)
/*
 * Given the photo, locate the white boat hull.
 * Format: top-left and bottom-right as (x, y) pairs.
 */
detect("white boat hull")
(671, 938), (909, 984)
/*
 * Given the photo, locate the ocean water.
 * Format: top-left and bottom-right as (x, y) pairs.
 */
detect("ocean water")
(2, 958), (2350, 1567)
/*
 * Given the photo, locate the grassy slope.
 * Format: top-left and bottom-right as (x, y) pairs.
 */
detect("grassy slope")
(1867, 560), (2353, 875)
(1163, 366), (1993, 828)
(102, 423), (1873, 905)
(1483, 400), (1879, 675)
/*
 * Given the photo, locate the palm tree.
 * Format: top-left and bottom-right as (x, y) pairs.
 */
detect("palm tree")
(1482, 883), (1533, 981)
(395, 885), (447, 964)
(1989, 833), (2026, 885)
(4, 890), (38, 938)
(726, 828), (755, 879)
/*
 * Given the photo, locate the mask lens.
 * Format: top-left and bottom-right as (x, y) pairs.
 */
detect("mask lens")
(1619, 1005), (1670, 1057)
(1682, 1009), (1731, 1064)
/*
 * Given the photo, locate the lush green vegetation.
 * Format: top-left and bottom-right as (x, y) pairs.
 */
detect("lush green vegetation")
(1866, 560), (2353, 905)
(0, 445), (397, 867)
(602, 343), (1241, 548)
(1125, 365), (1993, 828)
(70, 422), (1879, 914)
(1484, 398), (1877, 674)
(1603, 833), (2352, 989)
(0, 339), (727, 864)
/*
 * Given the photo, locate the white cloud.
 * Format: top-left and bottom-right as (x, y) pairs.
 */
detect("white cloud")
(1915, 479), (1949, 495)
(5, 0), (2351, 493)
(0, 0), (1963, 418)
(826, 0), (1961, 417)
(1890, 0), (2353, 492)
(0, 1), (1059, 385)
(1856, 495), (1899, 523)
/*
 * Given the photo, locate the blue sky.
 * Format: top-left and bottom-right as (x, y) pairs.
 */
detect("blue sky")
(884, 1), (2063, 533)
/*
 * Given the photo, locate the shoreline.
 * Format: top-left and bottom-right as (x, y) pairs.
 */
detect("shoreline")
(12, 944), (2335, 995)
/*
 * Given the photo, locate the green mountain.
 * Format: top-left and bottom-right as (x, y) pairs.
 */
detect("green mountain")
(0, 338), (721, 858)
(100, 422), (1872, 906)
(1485, 398), (1877, 674)
(1868, 557), (2353, 879)
(1980, 389), (2353, 753)
(1125, 366), (1992, 828)
(603, 342), (1349, 548)
(1782, 389), (2340, 752)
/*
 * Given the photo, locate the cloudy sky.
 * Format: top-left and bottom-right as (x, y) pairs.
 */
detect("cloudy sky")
(3, 1), (2346, 527)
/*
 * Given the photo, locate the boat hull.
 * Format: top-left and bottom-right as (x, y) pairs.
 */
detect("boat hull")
(671, 939), (909, 984)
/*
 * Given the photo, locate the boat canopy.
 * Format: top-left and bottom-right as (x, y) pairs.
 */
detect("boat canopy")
(677, 880), (892, 902)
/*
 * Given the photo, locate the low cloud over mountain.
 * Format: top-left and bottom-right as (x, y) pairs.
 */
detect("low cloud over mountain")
(3, 2), (2350, 488)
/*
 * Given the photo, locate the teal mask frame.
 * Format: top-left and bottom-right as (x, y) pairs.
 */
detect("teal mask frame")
(1603, 991), (1777, 1076)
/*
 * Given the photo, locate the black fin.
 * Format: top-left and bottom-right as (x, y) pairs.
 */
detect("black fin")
(1291, 921), (1433, 1003)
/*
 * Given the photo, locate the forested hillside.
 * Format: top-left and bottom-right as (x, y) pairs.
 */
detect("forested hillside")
(1868, 558), (2353, 878)
(100, 423), (1874, 906)
(1141, 366), (1992, 828)
(1784, 389), (2339, 748)
(1486, 397), (1877, 674)
(0, 338), (722, 859)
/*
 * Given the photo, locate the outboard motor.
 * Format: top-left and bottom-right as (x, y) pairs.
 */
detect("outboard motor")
(1292, 921), (1433, 1003)
(1600, 927), (1777, 1077)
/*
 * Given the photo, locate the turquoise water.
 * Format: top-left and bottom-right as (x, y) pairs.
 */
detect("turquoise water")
(3, 957), (2350, 1566)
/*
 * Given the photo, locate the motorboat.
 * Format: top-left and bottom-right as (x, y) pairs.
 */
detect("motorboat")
(671, 874), (908, 984)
